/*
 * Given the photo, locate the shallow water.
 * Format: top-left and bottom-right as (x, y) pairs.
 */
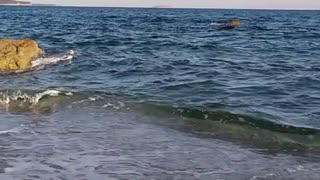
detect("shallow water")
(0, 7), (320, 179)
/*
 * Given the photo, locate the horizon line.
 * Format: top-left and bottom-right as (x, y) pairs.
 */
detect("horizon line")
(1, 4), (320, 11)
(67, 6), (320, 10)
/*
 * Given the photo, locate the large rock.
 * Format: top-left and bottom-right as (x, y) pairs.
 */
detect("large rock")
(229, 19), (240, 27)
(0, 39), (43, 71)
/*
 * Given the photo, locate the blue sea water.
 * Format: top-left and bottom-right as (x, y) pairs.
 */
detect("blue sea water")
(0, 7), (320, 179)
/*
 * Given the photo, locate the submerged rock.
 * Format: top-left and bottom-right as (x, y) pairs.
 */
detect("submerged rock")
(210, 19), (241, 30)
(229, 19), (241, 27)
(0, 39), (43, 71)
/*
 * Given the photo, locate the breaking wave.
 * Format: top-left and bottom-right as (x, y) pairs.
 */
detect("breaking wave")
(131, 102), (320, 152)
(0, 89), (319, 134)
(0, 89), (73, 105)
(0, 88), (319, 152)
(31, 50), (75, 69)
(0, 50), (75, 74)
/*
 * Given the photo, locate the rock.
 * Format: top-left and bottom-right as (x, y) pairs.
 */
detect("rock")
(210, 19), (241, 30)
(220, 19), (241, 30)
(229, 19), (240, 27)
(0, 39), (43, 71)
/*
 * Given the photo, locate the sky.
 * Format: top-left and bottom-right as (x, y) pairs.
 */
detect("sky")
(30, 0), (320, 10)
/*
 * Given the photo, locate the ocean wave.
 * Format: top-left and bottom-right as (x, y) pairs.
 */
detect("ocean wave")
(0, 88), (319, 152)
(0, 125), (22, 135)
(0, 50), (75, 74)
(130, 102), (320, 152)
(0, 89), (73, 105)
(133, 102), (320, 135)
(31, 50), (75, 69)
(0, 89), (126, 115)
(1, 88), (318, 136)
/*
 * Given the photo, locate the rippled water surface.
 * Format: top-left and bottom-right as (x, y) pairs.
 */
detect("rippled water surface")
(0, 7), (320, 179)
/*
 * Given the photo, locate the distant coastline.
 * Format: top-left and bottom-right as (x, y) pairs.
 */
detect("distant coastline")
(0, 0), (56, 6)
(0, 0), (31, 5)
(152, 5), (173, 8)
(0, 3), (318, 10)
(32, 4), (57, 7)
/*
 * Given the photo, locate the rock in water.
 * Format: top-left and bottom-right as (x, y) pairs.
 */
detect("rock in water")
(209, 19), (241, 30)
(229, 19), (240, 27)
(0, 39), (43, 71)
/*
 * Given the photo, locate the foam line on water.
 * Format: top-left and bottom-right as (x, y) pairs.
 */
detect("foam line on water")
(0, 89), (73, 105)
(31, 50), (74, 68)
(0, 125), (23, 135)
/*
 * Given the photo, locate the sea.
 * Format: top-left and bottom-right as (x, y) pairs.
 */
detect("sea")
(0, 6), (320, 180)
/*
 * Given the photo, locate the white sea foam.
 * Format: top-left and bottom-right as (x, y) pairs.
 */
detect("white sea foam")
(0, 50), (75, 74)
(32, 90), (61, 104)
(0, 89), (73, 105)
(31, 50), (75, 68)
(209, 22), (220, 26)
(0, 126), (21, 135)
(4, 167), (15, 173)
(102, 102), (114, 108)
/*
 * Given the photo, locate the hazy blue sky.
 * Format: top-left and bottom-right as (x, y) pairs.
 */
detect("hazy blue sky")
(30, 0), (320, 9)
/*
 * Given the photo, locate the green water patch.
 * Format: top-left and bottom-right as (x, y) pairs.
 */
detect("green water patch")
(130, 102), (320, 154)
